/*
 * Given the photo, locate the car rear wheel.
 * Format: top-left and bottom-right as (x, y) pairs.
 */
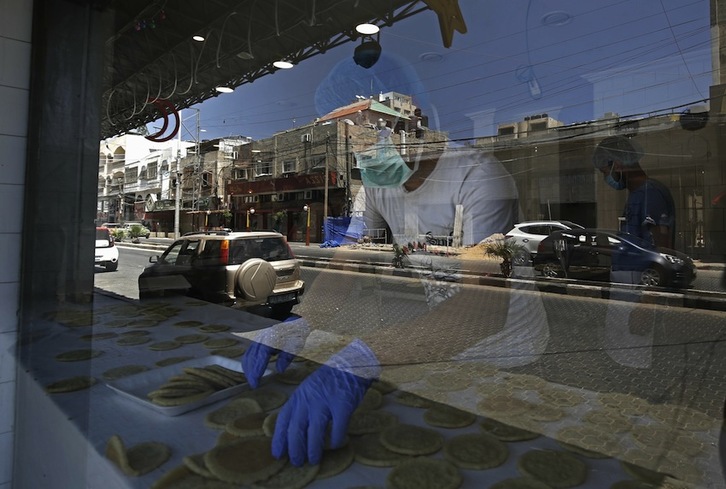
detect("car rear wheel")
(270, 302), (294, 320)
(542, 262), (562, 278)
(105, 261), (118, 272)
(639, 266), (665, 287)
(235, 258), (277, 302)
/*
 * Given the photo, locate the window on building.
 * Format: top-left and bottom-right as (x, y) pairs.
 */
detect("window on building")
(255, 160), (272, 176)
(282, 159), (296, 173)
(148, 162), (158, 180)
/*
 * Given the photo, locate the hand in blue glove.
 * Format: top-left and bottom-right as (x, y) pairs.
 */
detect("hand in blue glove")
(271, 339), (380, 466)
(242, 316), (311, 389)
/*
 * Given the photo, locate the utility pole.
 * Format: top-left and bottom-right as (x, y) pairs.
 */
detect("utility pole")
(174, 115), (181, 239)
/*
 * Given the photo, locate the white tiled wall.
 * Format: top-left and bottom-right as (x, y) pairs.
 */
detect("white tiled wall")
(0, 0), (33, 486)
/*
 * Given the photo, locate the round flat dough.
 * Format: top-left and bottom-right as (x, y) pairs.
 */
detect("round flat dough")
(105, 435), (171, 477)
(250, 461), (320, 489)
(175, 334), (209, 344)
(199, 324), (231, 333)
(387, 458), (462, 489)
(149, 340), (182, 351)
(480, 418), (540, 442)
(226, 412), (269, 437)
(206, 398), (263, 430)
(394, 391), (433, 409)
(182, 452), (215, 478)
(120, 330), (151, 337)
(174, 320), (204, 328)
(117, 336), (152, 346)
(55, 349), (103, 362)
(518, 449), (588, 489)
(371, 379), (396, 395)
(235, 388), (288, 411)
(204, 436), (286, 485)
(356, 388), (383, 411)
(204, 338), (239, 349)
(348, 410), (398, 435)
(379, 424), (443, 456)
(352, 433), (410, 467)
(424, 404), (477, 429)
(443, 433), (508, 470)
(263, 411), (279, 437)
(316, 444), (355, 480)
(80, 332), (118, 341)
(210, 346), (248, 359)
(45, 376), (97, 393)
(151, 464), (238, 489)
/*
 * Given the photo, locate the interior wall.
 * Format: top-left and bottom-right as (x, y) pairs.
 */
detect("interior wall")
(0, 0), (33, 486)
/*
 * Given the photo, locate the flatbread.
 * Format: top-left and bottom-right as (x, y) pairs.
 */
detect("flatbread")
(348, 410), (398, 435)
(379, 424), (443, 456)
(480, 418), (540, 442)
(315, 443), (355, 480)
(489, 478), (553, 489)
(149, 340), (182, 351)
(151, 464), (239, 489)
(250, 461), (320, 489)
(55, 349), (103, 362)
(175, 334), (210, 344)
(477, 396), (533, 417)
(155, 356), (194, 367)
(104, 318), (131, 328)
(182, 452), (215, 478)
(127, 318), (162, 328)
(225, 412), (269, 437)
(150, 387), (214, 407)
(184, 366), (238, 389)
(102, 365), (149, 381)
(352, 433), (410, 467)
(370, 379), (396, 395)
(235, 388), (288, 411)
(45, 376), (97, 393)
(386, 458), (462, 489)
(263, 411), (279, 437)
(105, 434), (171, 477)
(203, 338), (239, 349)
(443, 433), (508, 470)
(423, 403), (477, 429)
(394, 391), (433, 409)
(117, 336), (152, 346)
(355, 387), (383, 411)
(199, 324), (231, 333)
(119, 330), (151, 337)
(174, 320), (204, 328)
(210, 346), (248, 359)
(517, 449), (588, 488)
(204, 436), (286, 485)
(205, 398), (263, 430)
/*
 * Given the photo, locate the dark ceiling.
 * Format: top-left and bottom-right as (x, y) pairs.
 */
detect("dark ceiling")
(102, 0), (432, 139)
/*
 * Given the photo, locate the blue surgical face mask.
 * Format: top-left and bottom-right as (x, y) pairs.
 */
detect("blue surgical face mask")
(355, 138), (418, 188)
(605, 164), (626, 190)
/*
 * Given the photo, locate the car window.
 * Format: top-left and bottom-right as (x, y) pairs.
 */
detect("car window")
(197, 240), (222, 266)
(228, 237), (291, 265)
(162, 240), (200, 265)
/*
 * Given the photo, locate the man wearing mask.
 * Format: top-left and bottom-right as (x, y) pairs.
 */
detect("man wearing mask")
(593, 135), (675, 248)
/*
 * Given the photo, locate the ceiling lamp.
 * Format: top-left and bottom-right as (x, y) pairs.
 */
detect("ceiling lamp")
(356, 23), (379, 35)
(273, 59), (294, 69)
(192, 34), (205, 42)
(215, 86), (234, 93)
(353, 34), (381, 69)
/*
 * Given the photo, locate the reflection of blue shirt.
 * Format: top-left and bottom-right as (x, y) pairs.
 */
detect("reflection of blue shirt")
(623, 179), (675, 245)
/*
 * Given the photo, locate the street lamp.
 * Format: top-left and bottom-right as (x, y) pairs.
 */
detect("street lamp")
(246, 207), (255, 231)
(303, 204), (310, 246)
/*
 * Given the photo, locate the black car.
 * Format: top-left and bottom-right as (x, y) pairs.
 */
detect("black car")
(532, 229), (696, 288)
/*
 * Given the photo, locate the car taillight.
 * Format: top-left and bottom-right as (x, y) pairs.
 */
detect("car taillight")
(220, 240), (229, 265)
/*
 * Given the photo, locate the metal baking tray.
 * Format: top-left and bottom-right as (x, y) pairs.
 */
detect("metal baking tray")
(106, 355), (262, 416)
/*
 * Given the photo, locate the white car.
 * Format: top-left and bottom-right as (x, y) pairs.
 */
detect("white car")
(505, 220), (584, 265)
(95, 227), (119, 271)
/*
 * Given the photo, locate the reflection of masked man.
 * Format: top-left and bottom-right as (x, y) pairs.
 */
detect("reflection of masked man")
(593, 136), (675, 248)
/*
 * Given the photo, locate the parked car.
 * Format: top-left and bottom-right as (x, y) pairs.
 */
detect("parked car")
(95, 227), (119, 271)
(120, 222), (151, 239)
(504, 220), (584, 265)
(532, 229), (696, 288)
(138, 230), (305, 318)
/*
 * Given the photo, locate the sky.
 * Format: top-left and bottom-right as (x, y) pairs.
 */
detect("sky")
(183, 0), (712, 143)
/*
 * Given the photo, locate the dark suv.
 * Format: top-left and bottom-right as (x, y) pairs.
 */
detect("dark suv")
(138, 231), (304, 317)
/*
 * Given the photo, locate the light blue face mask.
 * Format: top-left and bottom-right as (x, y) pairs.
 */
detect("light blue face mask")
(605, 164), (626, 190)
(355, 138), (418, 188)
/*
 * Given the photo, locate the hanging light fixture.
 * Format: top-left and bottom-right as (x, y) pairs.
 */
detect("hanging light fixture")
(356, 23), (379, 35)
(192, 34), (205, 42)
(215, 86), (234, 93)
(353, 33), (381, 69)
(273, 59), (294, 69)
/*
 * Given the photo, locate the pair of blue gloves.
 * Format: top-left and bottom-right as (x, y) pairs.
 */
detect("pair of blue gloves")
(242, 317), (380, 466)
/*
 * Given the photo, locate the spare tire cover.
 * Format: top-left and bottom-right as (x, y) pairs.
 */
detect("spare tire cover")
(235, 258), (277, 301)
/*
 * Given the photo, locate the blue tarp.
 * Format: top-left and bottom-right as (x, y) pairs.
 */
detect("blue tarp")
(322, 217), (363, 246)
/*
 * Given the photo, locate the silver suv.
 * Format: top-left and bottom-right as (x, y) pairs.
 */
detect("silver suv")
(138, 231), (304, 318)
(505, 220), (584, 265)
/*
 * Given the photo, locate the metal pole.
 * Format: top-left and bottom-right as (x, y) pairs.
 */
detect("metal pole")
(305, 205), (311, 246)
(174, 111), (182, 239)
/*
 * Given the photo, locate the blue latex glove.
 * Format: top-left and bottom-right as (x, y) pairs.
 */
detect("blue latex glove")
(242, 316), (311, 388)
(272, 339), (380, 466)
